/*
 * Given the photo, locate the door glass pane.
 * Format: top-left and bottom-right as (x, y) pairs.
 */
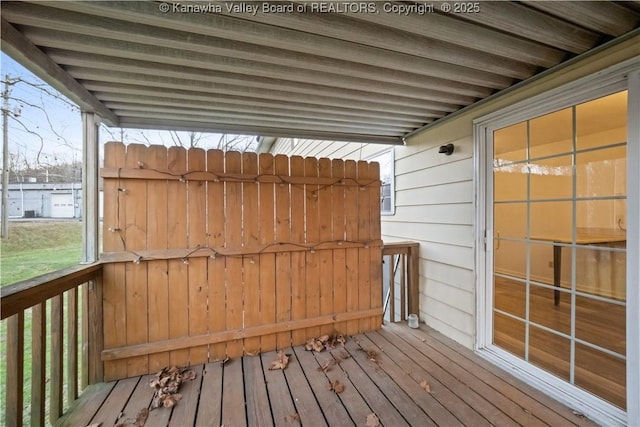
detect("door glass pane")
(575, 343), (626, 409)
(530, 201), (572, 239)
(530, 108), (573, 158)
(495, 122), (527, 163)
(576, 294), (626, 355)
(494, 312), (525, 358)
(577, 146), (626, 198)
(576, 92), (627, 150)
(530, 283), (570, 335)
(494, 164), (527, 202)
(529, 326), (570, 381)
(494, 203), (526, 238)
(494, 277), (526, 319)
(530, 155), (572, 200)
(491, 90), (627, 409)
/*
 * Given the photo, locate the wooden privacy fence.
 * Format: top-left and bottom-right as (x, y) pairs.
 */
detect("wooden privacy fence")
(100, 142), (382, 381)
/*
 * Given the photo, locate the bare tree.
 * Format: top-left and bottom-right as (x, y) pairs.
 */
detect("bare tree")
(100, 127), (258, 152)
(2, 73), (81, 237)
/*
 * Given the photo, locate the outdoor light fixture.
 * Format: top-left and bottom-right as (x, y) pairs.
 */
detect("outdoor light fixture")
(439, 143), (454, 155)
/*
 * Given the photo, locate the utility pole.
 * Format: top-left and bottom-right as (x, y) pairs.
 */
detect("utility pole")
(2, 74), (19, 239)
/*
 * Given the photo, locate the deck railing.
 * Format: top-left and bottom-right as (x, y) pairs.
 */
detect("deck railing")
(1, 263), (103, 426)
(382, 242), (420, 323)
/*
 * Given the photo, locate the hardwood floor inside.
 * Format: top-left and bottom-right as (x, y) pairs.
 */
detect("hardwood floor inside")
(494, 276), (626, 409)
(56, 324), (598, 427)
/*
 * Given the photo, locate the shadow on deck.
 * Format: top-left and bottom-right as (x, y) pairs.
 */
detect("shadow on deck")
(57, 323), (597, 427)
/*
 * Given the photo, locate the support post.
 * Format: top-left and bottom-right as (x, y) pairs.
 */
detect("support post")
(2, 75), (12, 238)
(627, 68), (640, 427)
(82, 111), (99, 263)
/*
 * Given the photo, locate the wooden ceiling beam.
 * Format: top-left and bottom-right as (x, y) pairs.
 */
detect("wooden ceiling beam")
(523, 1), (640, 37)
(450, 1), (600, 53)
(48, 50), (477, 106)
(101, 99), (426, 128)
(12, 1), (512, 88)
(345, 9), (564, 68)
(109, 107), (414, 134)
(81, 81), (442, 119)
(116, 117), (407, 145)
(91, 90), (431, 123)
(0, 18), (117, 124)
(67, 67), (457, 115)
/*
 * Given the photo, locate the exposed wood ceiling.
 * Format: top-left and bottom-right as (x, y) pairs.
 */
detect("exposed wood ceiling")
(2, 1), (640, 144)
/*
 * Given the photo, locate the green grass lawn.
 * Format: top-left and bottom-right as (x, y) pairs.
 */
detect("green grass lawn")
(1, 220), (83, 425)
(1, 220), (83, 286)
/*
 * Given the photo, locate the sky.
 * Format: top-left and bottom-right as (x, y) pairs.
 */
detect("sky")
(1, 52), (83, 168)
(0, 53), (257, 172)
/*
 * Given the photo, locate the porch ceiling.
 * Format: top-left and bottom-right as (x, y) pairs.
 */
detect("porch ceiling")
(2, 1), (640, 144)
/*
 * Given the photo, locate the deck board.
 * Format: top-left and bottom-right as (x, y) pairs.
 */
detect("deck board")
(221, 358), (247, 427)
(195, 362), (223, 426)
(243, 355), (274, 427)
(261, 350), (298, 425)
(57, 324), (599, 427)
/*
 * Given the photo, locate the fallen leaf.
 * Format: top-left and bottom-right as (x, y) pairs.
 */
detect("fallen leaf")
(305, 332), (348, 352)
(285, 413), (301, 423)
(366, 413), (380, 427)
(135, 407), (149, 426)
(163, 395), (177, 408)
(149, 365), (196, 409)
(420, 380), (431, 393)
(317, 360), (334, 373)
(269, 350), (290, 370)
(182, 368), (197, 381)
(367, 349), (378, 362)
(328, 379), (345, 393)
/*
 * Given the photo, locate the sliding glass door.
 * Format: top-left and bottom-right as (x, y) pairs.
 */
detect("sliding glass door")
(491, 91), (627, 409)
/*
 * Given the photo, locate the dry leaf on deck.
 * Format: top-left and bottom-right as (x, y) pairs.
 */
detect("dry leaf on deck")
(367, 349), (378, 363)
(182, 369), (197, 381)
(328, 379), (345, 393)
(269, 350), (290, 370)
(317, 360), (334, 373)
(420, 380), (432, 393)
(149, 366), (195, 409)
(285, 413), (301, 423)
(135, 407), (149, 426)
(366, 413), (380, 427)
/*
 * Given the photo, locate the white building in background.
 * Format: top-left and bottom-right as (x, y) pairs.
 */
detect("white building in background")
(1, 182), (82, 218)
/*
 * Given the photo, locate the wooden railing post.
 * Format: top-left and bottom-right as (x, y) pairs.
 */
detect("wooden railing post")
(31, 303), (46, 425)
(87, 275), (104, 384)
(6, 312), (24, 427)
(407, 243), (420, 316)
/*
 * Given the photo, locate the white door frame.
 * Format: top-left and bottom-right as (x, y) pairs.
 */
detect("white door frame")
(474, 59), (639, 427)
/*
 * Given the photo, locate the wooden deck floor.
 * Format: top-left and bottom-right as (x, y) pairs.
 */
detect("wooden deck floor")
(56, 323), (598, 427)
